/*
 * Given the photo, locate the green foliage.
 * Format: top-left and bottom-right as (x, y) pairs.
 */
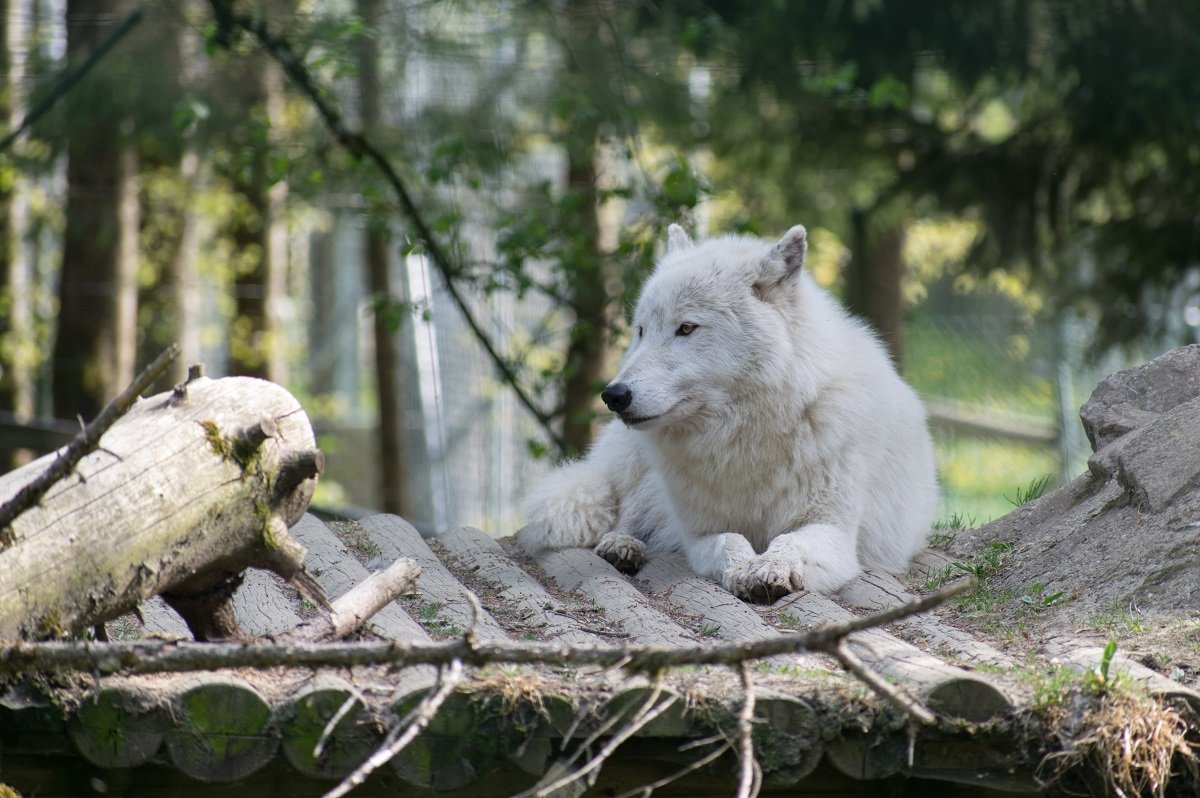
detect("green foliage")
(1018, 583), (1067, 612)
(1084, 639), (1121, 693)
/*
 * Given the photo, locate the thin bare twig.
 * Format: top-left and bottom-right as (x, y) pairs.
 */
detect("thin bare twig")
(833, 640), (936, 725)
(735, 661), (761, 798)
(0, 344), (181, 547)
(202, 0), (566, 454)
(323, 659), (465, 798)
(313, 693), (361, 761)
(519, 674), (677, 798)
(612, 738), (734, 798)
(0, 9), (144, 154)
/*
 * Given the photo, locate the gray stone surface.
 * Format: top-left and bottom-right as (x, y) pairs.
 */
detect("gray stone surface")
(954, 345), (1200, 615)
(1079, 343), (1200, 450)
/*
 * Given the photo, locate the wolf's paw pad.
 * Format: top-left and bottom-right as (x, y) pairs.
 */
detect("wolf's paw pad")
(594, 533), (645, 574)
(723, 556), (804, 604)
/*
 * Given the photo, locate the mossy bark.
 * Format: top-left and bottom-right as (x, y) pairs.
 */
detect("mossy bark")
(0, 376), (322, 640)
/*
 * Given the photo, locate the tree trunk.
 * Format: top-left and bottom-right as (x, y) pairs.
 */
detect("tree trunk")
(0, 376), (324, 640)
(358, 0), (409, 516)
(0, 0), (35, 469)
(52, 0), (139, 421)
(228, 58), (288, 383)
(848, 209), (907, 368)
(556, 4), (608, 455)
(138, 9), (202, 388)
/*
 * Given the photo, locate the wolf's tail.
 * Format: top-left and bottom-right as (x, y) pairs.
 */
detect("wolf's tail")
(516, 461), (617, 553)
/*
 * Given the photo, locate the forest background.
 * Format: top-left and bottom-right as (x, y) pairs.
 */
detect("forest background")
(0, 0), (1196, 534)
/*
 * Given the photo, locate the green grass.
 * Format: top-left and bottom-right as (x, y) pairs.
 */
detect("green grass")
(929, 510), (977, 548)
(934, 433), (1060, 524)
(1006, 473), (1053, 507)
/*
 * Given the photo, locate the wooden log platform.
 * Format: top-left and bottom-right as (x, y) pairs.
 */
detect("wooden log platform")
(5, 512), (1165, 797)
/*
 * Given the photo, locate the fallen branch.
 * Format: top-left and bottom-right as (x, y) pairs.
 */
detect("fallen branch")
(0, 344), (180, 547)
(0, 580), (969, 710)
(286, 557), (421, 642)
(833, 639), (936, 725)
(203, 0), (567, 455)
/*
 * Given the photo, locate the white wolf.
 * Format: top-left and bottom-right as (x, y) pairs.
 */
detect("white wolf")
(518, 224), (937, 602)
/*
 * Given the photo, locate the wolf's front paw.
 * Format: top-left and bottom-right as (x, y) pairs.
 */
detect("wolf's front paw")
(722, 555), (804, 604)
(594, 532), (645, 574)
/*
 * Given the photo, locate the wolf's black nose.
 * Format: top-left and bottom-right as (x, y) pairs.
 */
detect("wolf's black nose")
(601, 382), (633, 413)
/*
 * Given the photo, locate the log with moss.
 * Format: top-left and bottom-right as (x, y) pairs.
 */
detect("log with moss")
(0, 374), (325, 640)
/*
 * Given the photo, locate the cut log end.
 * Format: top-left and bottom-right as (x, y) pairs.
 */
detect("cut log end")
(274, 449), (325, 525)
(163, 572), (246, 642)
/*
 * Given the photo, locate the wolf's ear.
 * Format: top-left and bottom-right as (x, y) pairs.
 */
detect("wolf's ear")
(666, 224), (694, 255)
(754, 225), (807, 301)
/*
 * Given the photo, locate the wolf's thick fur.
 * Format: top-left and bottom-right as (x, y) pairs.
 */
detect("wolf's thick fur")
(518, 224), (937, 601)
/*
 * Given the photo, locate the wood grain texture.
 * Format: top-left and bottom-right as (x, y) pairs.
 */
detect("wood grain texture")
(772, 592), (1013, 722)
(536, 548), (698, 647)
(359, 514), (510, 642)
(838, 570), (1014, 668)
(163, 675), (278, 782)
(0, 376), (319, 638)
(435, 526), (606, 646)
(290, 514), (429, 642)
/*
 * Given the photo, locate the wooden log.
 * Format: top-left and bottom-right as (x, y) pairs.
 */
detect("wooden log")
(68, 683), (166, 769)
(752, 690), (824, 785)
(436, 527), (607, 646)
(232, 569), (303, 637)
(359, 515), (510, 642)
(637, 552), (831, 671)
(838, 570), (1015, 668)
(825, 734), (906, 781)
(601, 683), (690, 738)
(389, 669), (496, 791)
(138, 595), (192, 639)
(290, 514), (430, 642)
(163, 675), (278, 782)
(909, 549), (957, 581)
(536, 548), (698, 647)
(0, 376), (323, 640)
(0, 683), (71, 755)
(771, 593), (1013, 722)
(1044, 639), (1200, 712)
(279, 675), (379, 779)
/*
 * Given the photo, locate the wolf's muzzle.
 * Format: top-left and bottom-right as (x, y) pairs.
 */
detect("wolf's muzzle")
(601, 382), (633, 413)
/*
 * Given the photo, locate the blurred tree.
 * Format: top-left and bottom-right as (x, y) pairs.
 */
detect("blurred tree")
(222, 51), (288, 382)
(136, 3), (205, 388)
(52, 0), (140, 420)
(664, 0), (1200, 352)
(357, 0), (410, 516)
(0, 0), (36, 460)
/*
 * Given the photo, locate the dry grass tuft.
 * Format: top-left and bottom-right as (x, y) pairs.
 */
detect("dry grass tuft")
(1040, 691), (1199, 797)
(475, 668), (560, 719)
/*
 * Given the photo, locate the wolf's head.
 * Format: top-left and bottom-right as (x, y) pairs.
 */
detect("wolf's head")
(600, 224), (810, 431)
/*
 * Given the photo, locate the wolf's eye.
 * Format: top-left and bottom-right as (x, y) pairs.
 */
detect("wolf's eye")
(676, 322), (698, 336)
(636, 325), (644, 338)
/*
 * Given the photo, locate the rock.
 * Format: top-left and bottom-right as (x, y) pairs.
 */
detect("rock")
(1079, 344), (1200, 450)
(1113, 395), (1200, 512)
(951, 345), (1200, 617)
